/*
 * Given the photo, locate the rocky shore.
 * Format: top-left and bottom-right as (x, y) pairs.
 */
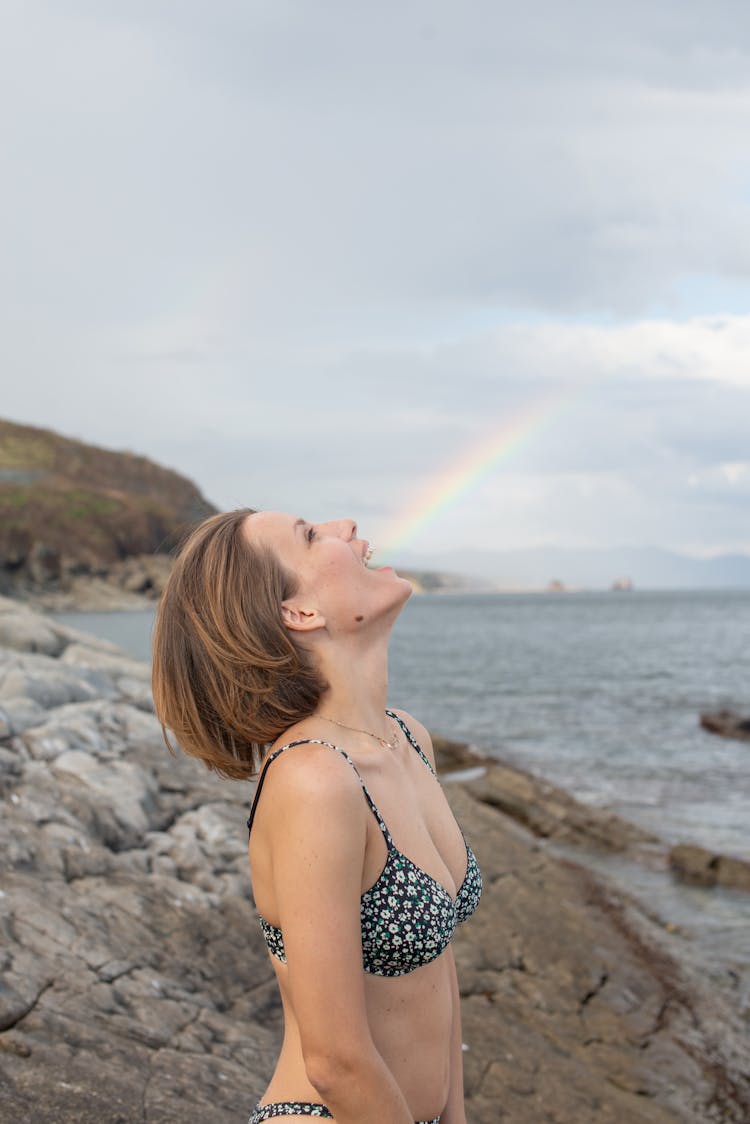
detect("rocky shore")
(1, 596), (749, 1123)
(700, 709), (750, 744)
(24, 559), (171, 613)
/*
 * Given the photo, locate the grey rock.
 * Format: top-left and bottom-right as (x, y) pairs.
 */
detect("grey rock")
(22, 703), (111, 761)
(62, 642), (151, 681)
(46, 620), (126, 655)
(0, 696), (46, 737)
(0, 972), (53, 1033)
(0, 611), (64, 657)
(29, 575), (156, 612)
(0, 745), (23, 782)
(1, 599), (749, 1124)
(116, 674), (155, 712)
(51, 750), (161, 846)
(0, 665), (107, 709)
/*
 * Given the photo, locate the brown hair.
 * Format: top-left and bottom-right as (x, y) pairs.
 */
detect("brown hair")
(151, 508), (326, 780)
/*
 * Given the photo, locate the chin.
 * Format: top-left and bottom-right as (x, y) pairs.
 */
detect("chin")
(393, 572), (414, 604)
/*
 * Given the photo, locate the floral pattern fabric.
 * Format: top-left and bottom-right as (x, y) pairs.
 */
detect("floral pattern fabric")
(248, 1105), (333, 1120)
(248, 1104), (440, 1123)
(253, 715), (483, 977)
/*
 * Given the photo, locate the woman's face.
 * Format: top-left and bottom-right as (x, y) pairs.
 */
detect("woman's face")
(243, 511), (412, 634)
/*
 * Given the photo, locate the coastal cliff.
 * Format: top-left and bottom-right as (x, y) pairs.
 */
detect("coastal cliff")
(0, 597), (748, 1122)
(0, 418), (216, 607)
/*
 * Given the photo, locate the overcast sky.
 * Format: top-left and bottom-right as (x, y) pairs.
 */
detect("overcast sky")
(2, 0), (750, 559)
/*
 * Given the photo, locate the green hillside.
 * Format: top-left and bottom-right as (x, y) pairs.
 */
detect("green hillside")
(0, 418), (216, 594)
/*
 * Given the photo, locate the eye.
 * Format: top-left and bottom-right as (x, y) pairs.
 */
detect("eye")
(305, 524), (316, 543)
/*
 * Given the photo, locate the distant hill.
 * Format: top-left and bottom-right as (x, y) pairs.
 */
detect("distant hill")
(0, 418), (216, 597)
(398, 570), (475, 594)
(392, 545), (750, 591)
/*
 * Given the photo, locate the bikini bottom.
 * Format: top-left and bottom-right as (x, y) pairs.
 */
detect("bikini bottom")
(248, 1101), (440, 1123)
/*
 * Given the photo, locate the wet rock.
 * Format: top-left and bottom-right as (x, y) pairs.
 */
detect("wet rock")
(715, 854), (750, 892)
(431, 734), (493, 773)
(669, 843), (718, 887)
(669, 843), (750, 893)
(700, 709), (750, 742)
(466, 760), (659, 852)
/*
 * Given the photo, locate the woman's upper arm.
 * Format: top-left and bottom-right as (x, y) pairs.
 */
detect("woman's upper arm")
(264, 745), (373, 1067)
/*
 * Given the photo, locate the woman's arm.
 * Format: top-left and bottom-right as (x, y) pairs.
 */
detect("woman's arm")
(440, 947), (467, 1124)
(264, 744), (413, 1124)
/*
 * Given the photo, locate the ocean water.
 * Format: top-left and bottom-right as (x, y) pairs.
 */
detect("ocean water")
(52, 590), (750, 989)
(389, 590), (750, 861)
(52, 591), (750, 857)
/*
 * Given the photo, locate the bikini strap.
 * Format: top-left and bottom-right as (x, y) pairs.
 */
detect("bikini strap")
(386, 710), (437, 777)
(246, 738), (394, 847)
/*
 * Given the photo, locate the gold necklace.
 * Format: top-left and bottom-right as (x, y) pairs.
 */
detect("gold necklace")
(319, 714), (399, 751)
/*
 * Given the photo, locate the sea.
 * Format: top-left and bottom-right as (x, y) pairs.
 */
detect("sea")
(53, 589), (750, 1005)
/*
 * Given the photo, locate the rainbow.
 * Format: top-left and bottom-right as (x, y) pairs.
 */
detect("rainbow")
(379, 374), (598, 555)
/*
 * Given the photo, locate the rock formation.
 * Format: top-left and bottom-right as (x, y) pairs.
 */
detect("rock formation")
(465, 760), (660, 853)
(669, 843), (750, 892)
(0, 417), (216, 605)
(700, 709), (750, 743)
(0, 596), (748, 1123)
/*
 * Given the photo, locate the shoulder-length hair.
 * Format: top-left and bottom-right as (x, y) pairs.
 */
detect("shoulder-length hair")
(151, 508), (325, 779)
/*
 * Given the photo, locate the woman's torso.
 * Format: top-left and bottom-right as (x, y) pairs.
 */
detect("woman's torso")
(247, 712), (481, 1119)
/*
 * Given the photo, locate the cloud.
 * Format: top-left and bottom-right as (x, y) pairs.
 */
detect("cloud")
(1, 1), (749, 557)
(3, 0), (750, 333)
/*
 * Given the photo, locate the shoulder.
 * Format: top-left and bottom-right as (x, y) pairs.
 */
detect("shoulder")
(257, 744), (369, 917)
(390, 708), (438, 772)
(259, 738), (367, 827)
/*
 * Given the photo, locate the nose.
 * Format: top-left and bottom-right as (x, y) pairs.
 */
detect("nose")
(321, 518), (357, 540)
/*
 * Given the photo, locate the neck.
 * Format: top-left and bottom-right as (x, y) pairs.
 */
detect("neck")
(312, 630), (391, 737)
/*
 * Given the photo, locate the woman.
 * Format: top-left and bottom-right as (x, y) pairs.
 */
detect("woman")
(152, 509), (482, 1124)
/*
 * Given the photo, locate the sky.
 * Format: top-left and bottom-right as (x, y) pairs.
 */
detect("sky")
(2, 0), (750, 560)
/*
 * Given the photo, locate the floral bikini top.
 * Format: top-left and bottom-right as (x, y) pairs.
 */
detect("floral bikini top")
(246, 711), (483, 978)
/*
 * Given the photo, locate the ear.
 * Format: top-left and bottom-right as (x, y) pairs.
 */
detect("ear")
(281, 601), (326, 633)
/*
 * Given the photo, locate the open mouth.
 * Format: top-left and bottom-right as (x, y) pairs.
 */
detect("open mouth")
(363, 546), (374, 567)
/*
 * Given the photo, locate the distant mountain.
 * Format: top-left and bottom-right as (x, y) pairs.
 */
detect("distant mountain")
(398, 569), (475, 594)
(390, 545), (750, 591)
(0, 417), (216, 596)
